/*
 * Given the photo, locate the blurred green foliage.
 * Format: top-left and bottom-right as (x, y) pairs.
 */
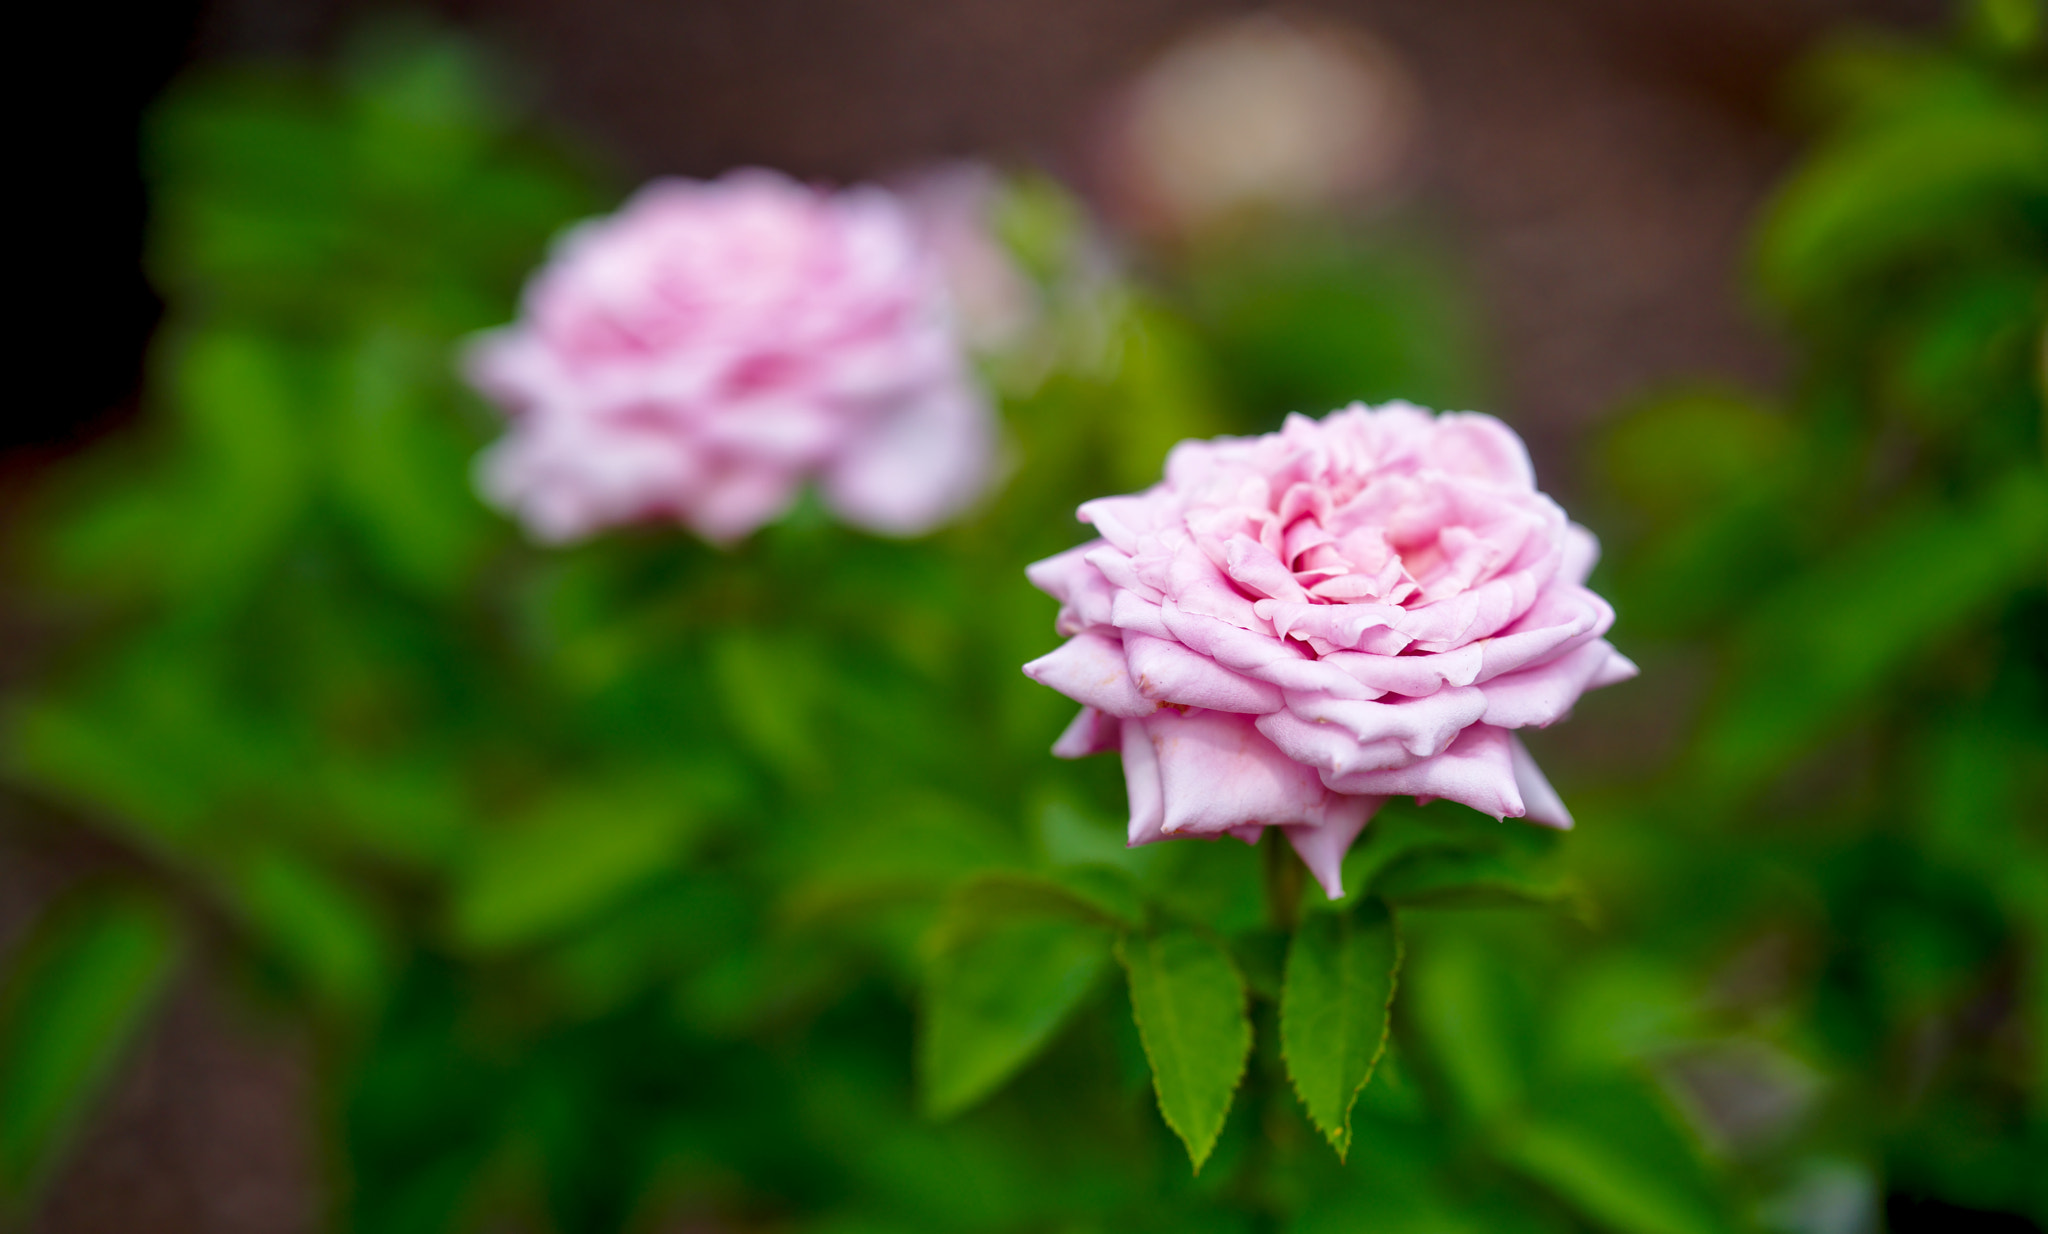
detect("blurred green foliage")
(2, 4), (2045, 1232)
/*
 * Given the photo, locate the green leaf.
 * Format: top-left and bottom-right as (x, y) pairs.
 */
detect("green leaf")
(1116, 923), (1251, 1171)
(1701, 468), (2048, 790)
(1373, 847), (1580, 913)
(1281, 897), (1402, 1158)
(919, 886), (1117, 1119)
(228, 849), (391, 1013)
(0, 892), (182, 1206)
(710, 630), (827, 777)
(450, 774), (701, 951)
(1599, 387), (1791, 521)
(1401, 925), (1529, 1119)
(325, 327), (496, 595)
(1758, 67), (2048, 311)
(164, 328), (314, 610)
(1491, 1080), (1731, 1234)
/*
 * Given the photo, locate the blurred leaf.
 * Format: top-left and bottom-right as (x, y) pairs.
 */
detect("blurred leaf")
(711, 629), (827, 778)
(1182, 225), (1487, 423)
(1402, 925), (1530, 1119)
(1600, 388), (1792, 520)
(780, 794), (1025, 926)
(1373, 847), (1580, 914)
(1759, 60), (2048, 311)
(1700, 467), (2048, 788)
(451, 773), (702, 951)
(1116, 923), (1250, 1172)
(1280, 896), (1401, 1158)
(228, 848), (391, 1012)
(1491, 1080), (1730, 1234)
(162, 329), (314, 610)
(0, 891), (181, 1206)
(1106, 306), (1228, 491)
(326, 328), (498, 594)
(920, 887), (1116, 1118)
(7, 694), (212, 844)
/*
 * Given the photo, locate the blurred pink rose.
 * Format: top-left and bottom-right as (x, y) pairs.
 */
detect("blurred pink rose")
(1024, 402), (1635, 898)
(466, 169), (995, 543)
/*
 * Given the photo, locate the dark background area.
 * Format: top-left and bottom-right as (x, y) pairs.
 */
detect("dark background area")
(27, 2), (2038, 1232)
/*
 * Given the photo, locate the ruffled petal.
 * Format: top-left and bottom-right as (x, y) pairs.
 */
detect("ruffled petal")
(1023, 632), (1156, 718)
(1026, 541), (1120, 635)
(1139, 709), (1338, 837)
(1283, 686), (1488, 759)
(1478, 638), (1622, 729)
(1323, 724), (1524, 819)
(1124, 633), (1286, 713)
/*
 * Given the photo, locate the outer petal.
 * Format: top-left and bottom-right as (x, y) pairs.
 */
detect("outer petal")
(1025, 540), (1106, 604)
(1510, 736), (1572, 829)
(1139, 709), (1338, 838)
(1560, 523), (1601, 588)
(1284, 794), (1382, 900)
(1124, 633), (1286, 714)
(1472, 585), (1613, 683)
(1324, 724), (1524, 819)
(1051, 706), (1120, 758)
(1423, 412), (1537, 488)
(1026, 540), (1120, 635)
(823, 377), (995, 536)
(1023, 632), (1157, 718)
(1122, 717), (1166, 845)
(692, 465), (804, 543)
(1478, 638), (1623, 729)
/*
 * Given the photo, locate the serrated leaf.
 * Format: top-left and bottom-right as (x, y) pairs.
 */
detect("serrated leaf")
(1116, 924), (1251, 1171)
(0, 892), (182, 1207)
(1281, 896), (1402, 1158)
(920, 894), (1115, 1119)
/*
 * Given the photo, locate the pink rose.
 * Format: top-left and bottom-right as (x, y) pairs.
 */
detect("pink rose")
(466, 169), (995, 543)
(1024, 402), (1636, 899)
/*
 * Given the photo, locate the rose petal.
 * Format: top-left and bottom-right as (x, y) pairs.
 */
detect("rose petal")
(1023, 632), (1156, 718)
(1478, 638), (1623, 729)
(1051, 706), (1120, 758)
(1323, 724), (1524, 819)
(823, 377), (994, 535)
(1140, 709), (1340, 837)
(1284, 794), (1381, 899)
(1283, 686), (1489, 760)
(1124, 633), (1286, 713)
(1122, 717), (1166, 845)
(1510, 736), (1572, 829)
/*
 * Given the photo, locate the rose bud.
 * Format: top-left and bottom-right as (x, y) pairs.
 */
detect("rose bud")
(1024, 402), (1636, 899)
(465, 169), (996, 544)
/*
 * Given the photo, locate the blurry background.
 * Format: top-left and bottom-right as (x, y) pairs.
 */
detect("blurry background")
(15, 1), (2042, 1232)
(24, 0), (1944, 478)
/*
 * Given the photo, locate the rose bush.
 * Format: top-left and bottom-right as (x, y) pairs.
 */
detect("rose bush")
(1025, 402), (1635, 897)
(465, 169), (995, 543)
